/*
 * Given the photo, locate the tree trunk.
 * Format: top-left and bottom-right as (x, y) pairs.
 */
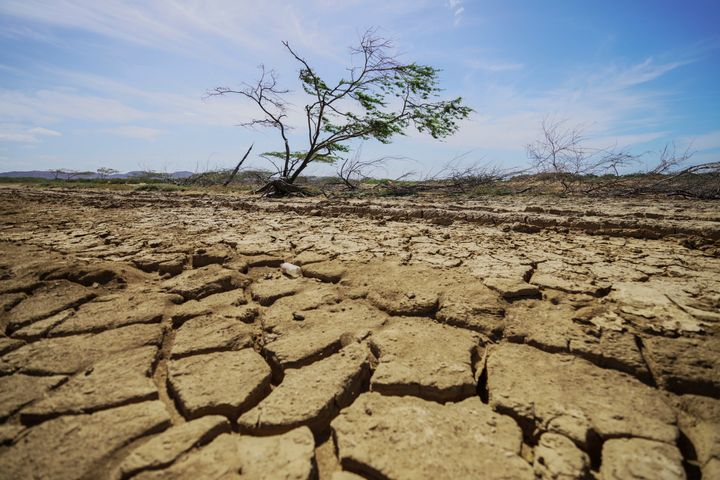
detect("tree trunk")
(255, 178), (309, 197)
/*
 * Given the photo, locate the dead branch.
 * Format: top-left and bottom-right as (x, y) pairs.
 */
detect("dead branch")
(336, 146), (389, 190)
(223, 144), (254, 187)
(526, 117), (640, 194)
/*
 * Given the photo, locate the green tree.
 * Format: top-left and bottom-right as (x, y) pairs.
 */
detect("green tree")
(96, 167), (119, 180)
(209, 29), (472, 195)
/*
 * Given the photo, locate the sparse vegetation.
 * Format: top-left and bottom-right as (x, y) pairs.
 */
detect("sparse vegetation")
(525, 117), (639, 194)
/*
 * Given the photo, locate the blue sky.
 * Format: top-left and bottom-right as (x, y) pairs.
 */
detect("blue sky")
(1, 0), (719, 177)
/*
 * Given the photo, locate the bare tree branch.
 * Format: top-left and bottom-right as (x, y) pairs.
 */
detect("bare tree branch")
(223, 143), (254, 187)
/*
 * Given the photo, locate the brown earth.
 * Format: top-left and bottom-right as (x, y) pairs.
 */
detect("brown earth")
(0, 185), (719, 479)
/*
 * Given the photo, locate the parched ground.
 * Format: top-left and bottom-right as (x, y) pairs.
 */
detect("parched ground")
(0, 185), (719, 479)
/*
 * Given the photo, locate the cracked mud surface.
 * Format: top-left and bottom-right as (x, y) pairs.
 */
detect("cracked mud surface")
(0, 185), (719, 479)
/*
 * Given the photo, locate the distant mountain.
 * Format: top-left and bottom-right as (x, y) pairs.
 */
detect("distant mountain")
(0, 170), (58, 179)
(0, 170), (195, 179)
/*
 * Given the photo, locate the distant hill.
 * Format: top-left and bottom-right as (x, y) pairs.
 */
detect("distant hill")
(0, 170), (195, 179)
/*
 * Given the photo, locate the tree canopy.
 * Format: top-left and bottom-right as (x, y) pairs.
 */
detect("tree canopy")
(209, 29), (472, 194)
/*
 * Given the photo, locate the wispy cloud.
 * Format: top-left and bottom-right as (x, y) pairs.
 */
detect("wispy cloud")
(29, 127), (61, 137)
(103, 126), (166, 140)
(447, 0), (464, 25)
(683, 130), (720, 151)
(0, 78), (263, 129)
(429, 56), (696, 156)
(466, 59), (524, 73)
(0, 124), (61, 142)
(0, 0), (372, 65)
(0, 87), (152, 124)
(583, 57), (693, 90)
(0, 1), (715, 174)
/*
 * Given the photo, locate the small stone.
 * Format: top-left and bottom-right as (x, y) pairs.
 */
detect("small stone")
(280, 262), (303, 278)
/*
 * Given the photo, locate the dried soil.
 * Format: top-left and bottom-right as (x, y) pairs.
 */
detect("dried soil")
(0, 185), (719, 479)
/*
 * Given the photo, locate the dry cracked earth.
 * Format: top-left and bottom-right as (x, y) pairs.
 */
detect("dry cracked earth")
(0, 185), (719, 480)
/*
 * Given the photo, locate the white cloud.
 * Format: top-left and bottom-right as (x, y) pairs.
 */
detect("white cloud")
(422, 56), (694, 158)
(103, 126), (166, 140)
(447, 0), (464, 25)
(467, 59), (524, 72)
(0, 124), (62, 142)
(0, 88), (146, 124)
(683, 130), (720, 151)
(0, 80), (272, 130)
(29, 127), (61, 137)
(0, 1), (708, 174)
(611, 58), (692, 88)
(0, 0), (373, 65)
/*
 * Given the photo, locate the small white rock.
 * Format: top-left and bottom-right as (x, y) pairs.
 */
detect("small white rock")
(280, 262), (302, 278)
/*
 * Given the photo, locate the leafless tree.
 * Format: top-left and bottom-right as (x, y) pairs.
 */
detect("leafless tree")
(526, 117), (639, 193)
(648, 142), (694, 174)
(631, 142), (719, 199)
(335, 146), (390, 190)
